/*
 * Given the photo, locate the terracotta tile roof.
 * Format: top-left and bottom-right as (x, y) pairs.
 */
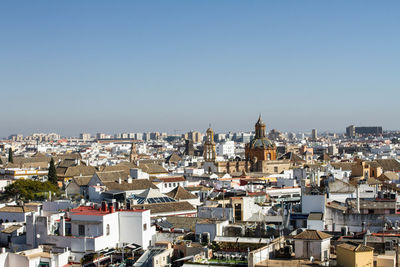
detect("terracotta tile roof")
(166, 186), (198, 200)
(375, 159), (400, 172)
(155, 216), (202, 232)
(0, 206), (35, 213)
(72, 175), (92, 186)
(131, 201), (196, 215)
(293, 230), (332, 240)
(379, 171), (399, 181)
(96, 171), (129, 182)
(154, 176), (186, 183)
(308, 212), (323, 220)
(101, 162), (138, 174)
(331, 162), (355, 171)
(337, 242), (374, 252)
(140, 163), (168, 174)
(104, 179), (158, 191)
(165, 153), (182, 164)
(59, 165), (96, 178)
(1, 225), (22, 234)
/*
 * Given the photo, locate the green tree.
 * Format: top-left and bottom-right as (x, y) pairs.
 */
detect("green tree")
(3, 179), (59, 201)
(48, 158), (58, 185)
(8, 148), (13, 163)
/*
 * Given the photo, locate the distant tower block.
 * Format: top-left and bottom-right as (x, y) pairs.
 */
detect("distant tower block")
(312, 129), (318, 140)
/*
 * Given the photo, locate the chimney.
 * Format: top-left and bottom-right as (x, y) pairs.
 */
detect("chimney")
(101, 201), (107, 212)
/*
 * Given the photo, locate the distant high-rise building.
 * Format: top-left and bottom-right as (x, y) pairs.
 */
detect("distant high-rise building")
(346, 125), (356, 138)
(135, 133), (143, 140)
(328, 144), (338, 155)
(184, 131), (203, 143)
(311, 129), (318, 140)
(143, 133), (151, 141)
(80, 133), (91, 141)
(96, 133), (106, 139)
(216, 141), (235, 157)
(9, 134), (23, 141)
(215, 133), (226, 142)
(355, 126), (383, 136)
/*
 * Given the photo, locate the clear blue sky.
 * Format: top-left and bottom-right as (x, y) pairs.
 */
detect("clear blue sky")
(1, 1), (399, 137)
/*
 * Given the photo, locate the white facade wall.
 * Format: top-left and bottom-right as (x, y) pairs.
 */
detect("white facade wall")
(294, 239), (330, 261)
(307, 220), (324, 231)
(0, 180), (12, 192)
(301, 195), (326, 214)
(0, 211), (32, 223)
(242, 197), (262, 222)
(119, 210), (154, 249)
(216, 141), (235, 157)
(158, 181), (186, 194)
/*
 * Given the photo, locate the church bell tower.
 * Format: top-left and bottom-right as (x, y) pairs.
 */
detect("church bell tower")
(203, 127), (216, 162)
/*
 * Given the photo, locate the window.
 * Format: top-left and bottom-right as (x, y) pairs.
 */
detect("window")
(324, 250), (328, 260)
(78, 225), (85, 236)
(143, 223), (147, 231)
(274, 166), (278, 173)
(106, 224), (110, 235)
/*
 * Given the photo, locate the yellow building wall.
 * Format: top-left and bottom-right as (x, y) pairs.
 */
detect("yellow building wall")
(337, 247), (373, 267)
(337, 246), (355, 267)
(354, 251), (373, 267)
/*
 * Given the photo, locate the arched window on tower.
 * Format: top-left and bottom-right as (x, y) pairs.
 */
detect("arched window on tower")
(267, 154), (271, 160)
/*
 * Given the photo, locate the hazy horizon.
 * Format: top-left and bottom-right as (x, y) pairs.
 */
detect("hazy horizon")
(1, 1), (399, 137)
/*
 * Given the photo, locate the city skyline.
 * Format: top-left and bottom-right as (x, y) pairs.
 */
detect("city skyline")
(1, 1), (399, 136)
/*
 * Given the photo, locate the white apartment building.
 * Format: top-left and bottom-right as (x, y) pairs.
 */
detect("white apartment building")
(216, 141), (235, 157)
(26, 205), (155, 260)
